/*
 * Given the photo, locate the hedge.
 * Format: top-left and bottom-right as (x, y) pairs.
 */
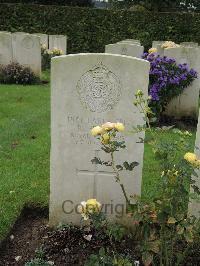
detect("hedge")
(0, 0), (93, 6)
(0, 3), (200, 54)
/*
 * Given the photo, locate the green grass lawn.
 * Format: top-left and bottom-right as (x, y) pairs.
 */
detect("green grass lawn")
(0, 72), (197, 241)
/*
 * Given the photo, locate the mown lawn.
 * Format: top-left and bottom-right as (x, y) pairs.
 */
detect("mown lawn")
(0, 72), (197, 240)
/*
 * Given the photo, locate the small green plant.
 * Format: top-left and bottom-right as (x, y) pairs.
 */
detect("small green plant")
(25, 247), (51, 266)
(85, 247), (133, 266)
(0, 62), (40, 85)
(25, 258), (51, 266)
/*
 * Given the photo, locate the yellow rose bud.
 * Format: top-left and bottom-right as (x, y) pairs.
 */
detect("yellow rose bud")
(148, 47), (157, 54)
(101, 133), (110, 144)
(102, 122), (115, 131)
(184, 152), (197, 164)
(136, 89), (143, 97)
(91, 126), (103, 136)
(114, 122), (125, 132)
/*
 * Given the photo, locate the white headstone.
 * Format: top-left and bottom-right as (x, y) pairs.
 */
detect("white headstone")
(34, 33), (48, 47)
(12, 33), (41, 77)
(0, 32), (13, 65)
(156, 44), (164, 56)
(188, 109), (200, 218)
(152, 41), (165, 48)
(50, 53), (150, 226)
(105, 43), (144, 58)
(49, 35), (67, 54)
(118, 39), (141, 45)
(164, 47), (200, 119)
(181, 42), (198, 47)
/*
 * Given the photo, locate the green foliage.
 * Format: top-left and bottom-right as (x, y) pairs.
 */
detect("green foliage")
(0, 0), (93, 6)
(25, 258), (50, 266)
(106, 223), (126, 242)
(85, 248), (133, 266)
(1, 4), (200, 53)
(25, 247), (50, 266)
(0, 62), (40, 85)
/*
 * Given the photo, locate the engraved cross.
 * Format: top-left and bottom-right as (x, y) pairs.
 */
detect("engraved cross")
(76, 150), (114, 198)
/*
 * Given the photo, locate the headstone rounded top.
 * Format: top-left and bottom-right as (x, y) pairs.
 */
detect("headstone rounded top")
(52, 53), (148, 64)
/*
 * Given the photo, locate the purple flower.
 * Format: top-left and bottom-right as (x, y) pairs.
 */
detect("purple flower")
(141, 52), (198, 115)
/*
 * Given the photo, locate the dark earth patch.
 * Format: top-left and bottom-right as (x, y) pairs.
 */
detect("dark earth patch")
(0, 208), (200, 266)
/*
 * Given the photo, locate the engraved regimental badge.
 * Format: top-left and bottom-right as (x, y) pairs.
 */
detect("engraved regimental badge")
(77, 63), (121, 113)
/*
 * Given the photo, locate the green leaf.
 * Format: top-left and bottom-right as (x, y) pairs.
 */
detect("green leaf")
(91, 157), (102, 165)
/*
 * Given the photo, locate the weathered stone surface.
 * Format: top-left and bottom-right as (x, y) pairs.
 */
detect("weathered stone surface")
(152, 41), (165, 48)
(164, 47), (200, 119)
(105, 43), (144, 58)
(0, 32), (13, 65)
(34, 33), (48, 47)
(50, 53), (150, 226)
(12, 32), (41, 77)
(118, 39), (141, 45)
(49, 35), (67, 54)
(188, 109), (200, 218)
(180, 42), (198, 47)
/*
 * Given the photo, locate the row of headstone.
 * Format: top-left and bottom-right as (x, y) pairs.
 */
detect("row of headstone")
(0, 31), (67, 77)
(49, 53), (150, 225)
(105, 39), (144, 58)
(0, 31), (41, 77)
(35, 33), (67, 54)
(152, 40), (200, 119)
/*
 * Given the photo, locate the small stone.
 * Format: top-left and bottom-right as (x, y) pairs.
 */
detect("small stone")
(15, 256), (22, 262)
(10, 235), (14, 240)
(48, 261), (54, 265)
(83, 234), (92, 241)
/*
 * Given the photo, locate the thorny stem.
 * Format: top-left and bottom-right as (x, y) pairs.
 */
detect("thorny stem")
(110, 152), (131, 206)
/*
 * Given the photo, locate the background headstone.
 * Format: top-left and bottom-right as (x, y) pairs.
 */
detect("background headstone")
(152, 41), (165, 48)
(0, 32), (13, 65)
(49, 35), (67, 54)
(50, 53), (150, 226)
(118, 39), (141, 45)
(12, 33), (41, 77)
(181, 42), (198, 47)
(34, 33), (48, 47)
(105, 43), (144, 58)
(188, 108), (200, 218)
(156, 44), (164, 56)
(164, 47), (200, 119)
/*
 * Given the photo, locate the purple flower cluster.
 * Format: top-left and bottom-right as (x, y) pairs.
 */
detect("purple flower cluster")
(142, 53), (198, 103)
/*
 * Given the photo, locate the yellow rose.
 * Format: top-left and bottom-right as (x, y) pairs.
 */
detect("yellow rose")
(101, 133), (110, 145)
(91, 126), (103, 136)
(114, 122), (125, 132)
(184, 152), (197, 163)
(86, 199), (101, 214)
(161, 41), (180, 49)
(102, 122), (115, 131)
(148, 47), (157, 54)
